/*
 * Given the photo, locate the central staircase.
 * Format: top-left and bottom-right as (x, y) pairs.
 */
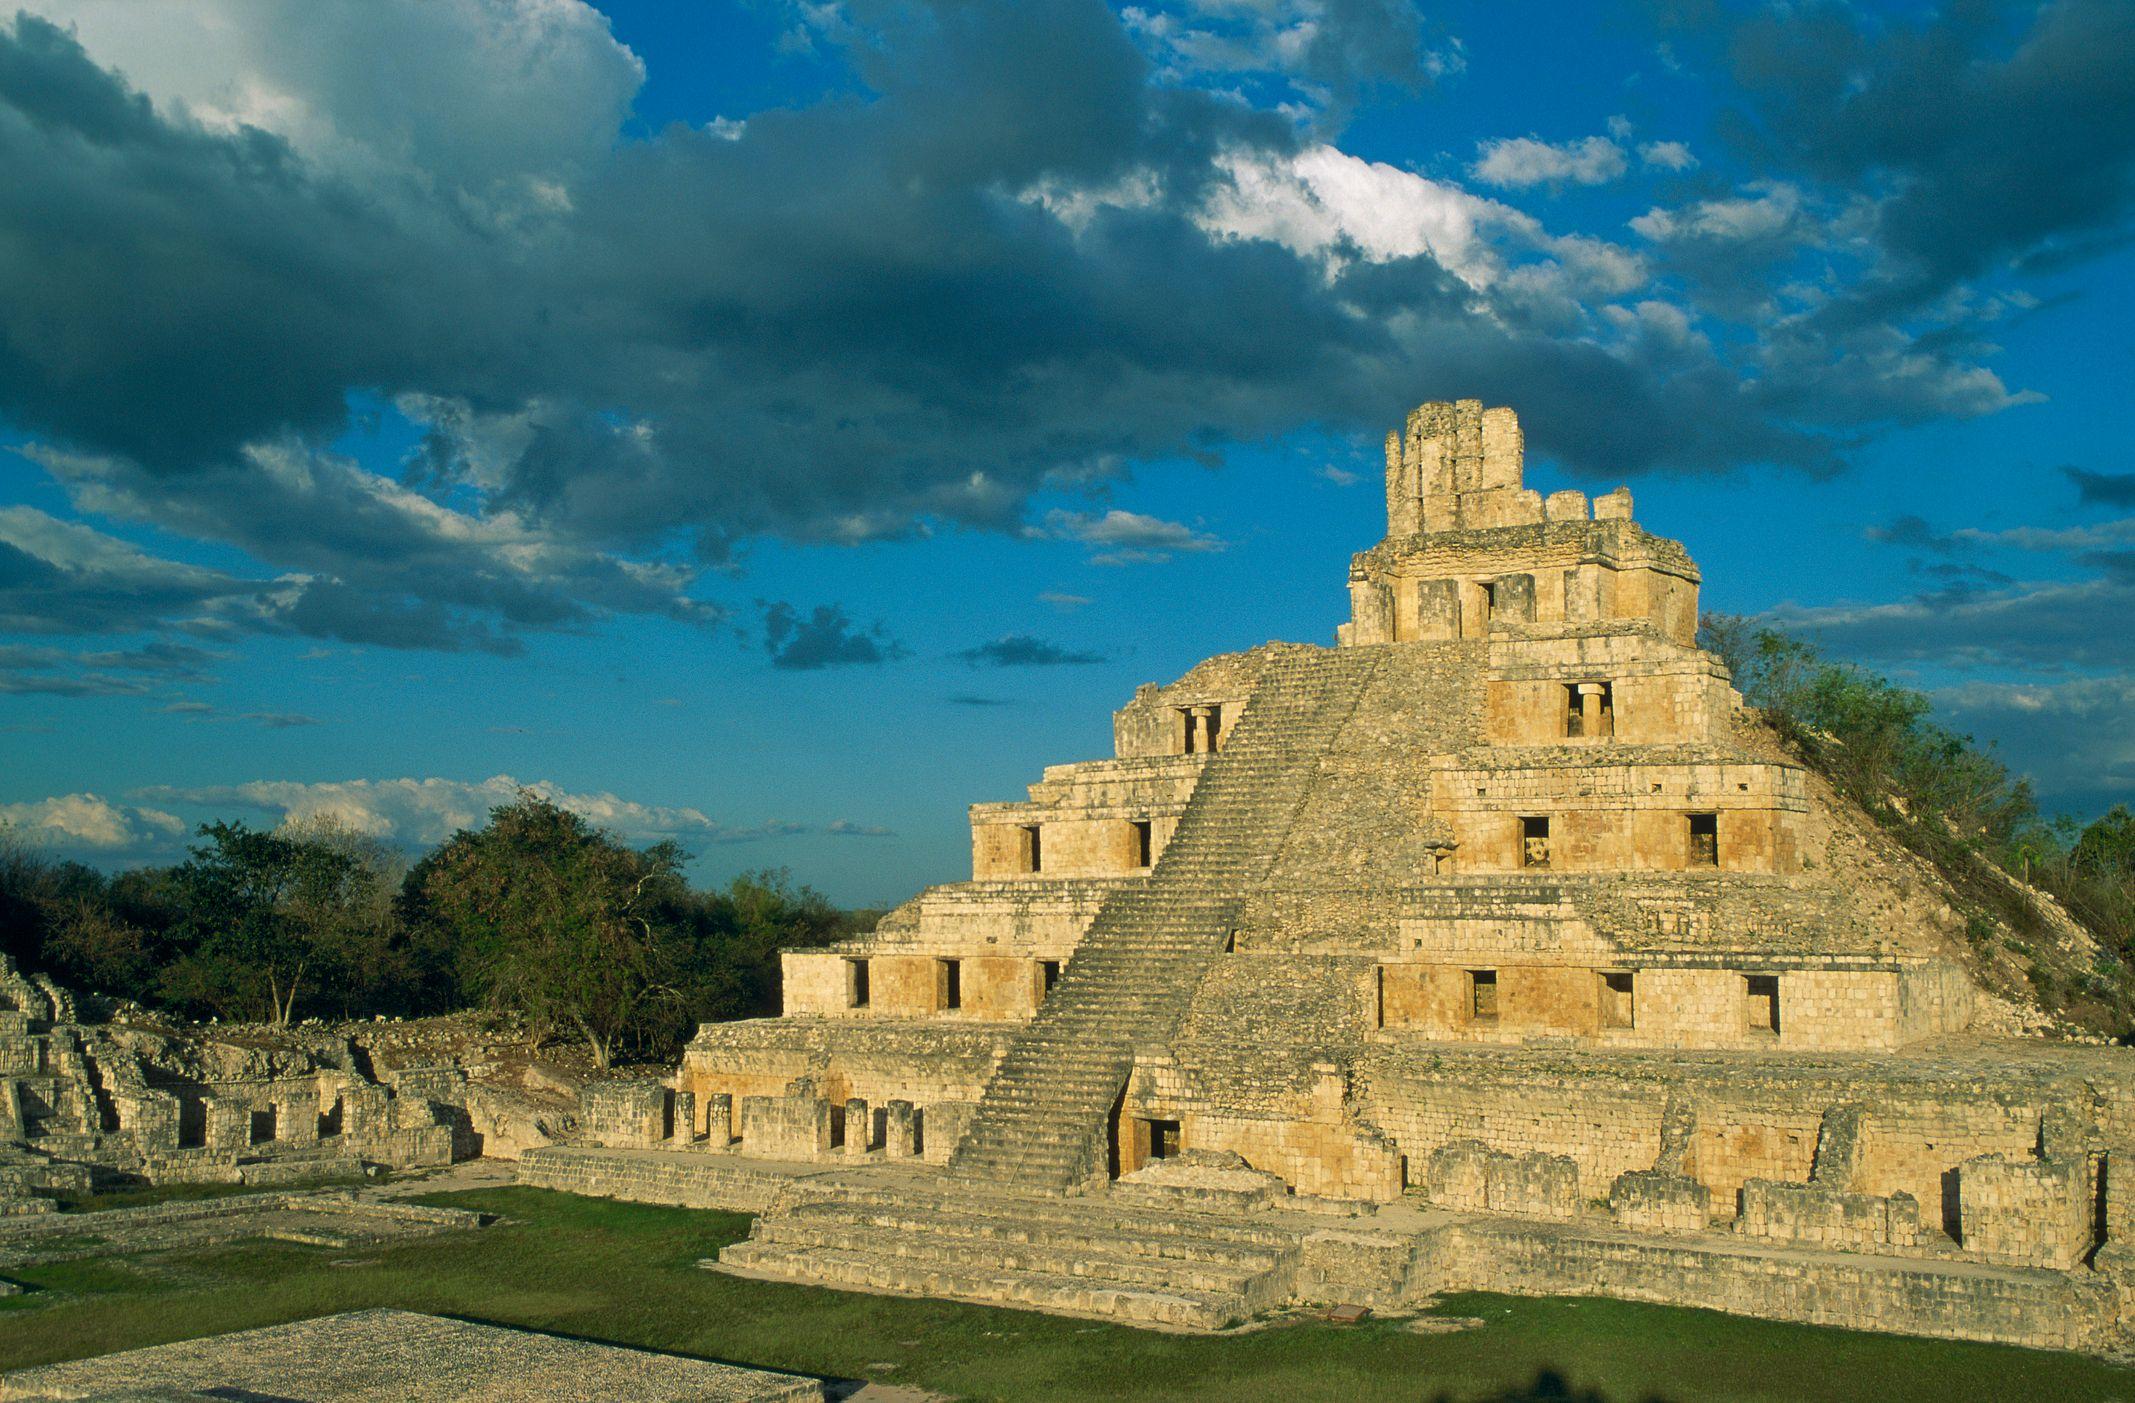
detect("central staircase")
(713, 646), (1385, 1325)
(943, 645), (1387, 1193)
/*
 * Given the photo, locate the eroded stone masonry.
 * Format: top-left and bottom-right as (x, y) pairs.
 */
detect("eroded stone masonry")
(540, 400), (2135, 1351)
(0, 954), (487, 1213)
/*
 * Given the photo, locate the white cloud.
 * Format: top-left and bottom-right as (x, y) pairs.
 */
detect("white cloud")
(1631, 182), (1805, 243)
(1638, 140), (1698, 172)
(1197, 143), (1509, 286)
(0, 793), (186, 850)
(126, 774), (801, 849)
(1037, 509), (1226, 566)
(1471, 135), (1628, 189)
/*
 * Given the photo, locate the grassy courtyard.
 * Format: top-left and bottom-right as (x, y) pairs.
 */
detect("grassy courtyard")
(1, 1185), (2130, 1402)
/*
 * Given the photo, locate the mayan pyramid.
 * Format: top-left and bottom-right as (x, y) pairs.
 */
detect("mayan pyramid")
(574, 399), (2135, 1348)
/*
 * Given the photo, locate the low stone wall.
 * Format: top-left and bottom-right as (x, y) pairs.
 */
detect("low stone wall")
(1414, 1217), (2119, 1352)
(515, 1146), (822, 1215)
(1419, 1139), (1579, 1220)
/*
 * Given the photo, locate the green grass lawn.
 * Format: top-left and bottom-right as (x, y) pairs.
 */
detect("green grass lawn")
(1, 1186), (2130, 1402)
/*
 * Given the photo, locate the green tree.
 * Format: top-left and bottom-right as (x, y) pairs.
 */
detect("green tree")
(2074, 806), (2135, 878)
(160, 820), (393, 1026)
(410, 794), (690, 1070)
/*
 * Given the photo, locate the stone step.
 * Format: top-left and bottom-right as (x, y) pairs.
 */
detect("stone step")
(785, 1191), (1301, 1248)
(716, 1241), (1254, 1330)
(752, 1217), (1282, 1294)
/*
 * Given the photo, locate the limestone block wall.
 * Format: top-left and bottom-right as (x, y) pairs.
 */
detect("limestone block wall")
(1420, 1139), (1581, 1219)
(1434, 760), (1806, 875)
(582, 1080), (670, 1148)
(1485, 669), (1732, 748)
(1127, 1055), (1403, 1200)
(1347, 523), (1701, 648)
(675, 1019), (1005, 1149)
(1737, 1178), (1926, 1253)
(1356, 1045), (2074, 1224)
(1419, 1218), (2119, 1353)
(1112, 649), (1278, 758)
(970, 813), (1157, 879)
(1959, 1154), (2092, 1268)
(782, 951), (1051, 1021)
(874, 878), (1126, 952)
(741, 1093), (831, 1160)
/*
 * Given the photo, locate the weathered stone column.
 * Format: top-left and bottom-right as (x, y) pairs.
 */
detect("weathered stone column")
(884, 1100), (916, 1159)
(844, 1097), (872, 1156)
(671, 1089), (697, 1145)
(1195, 705), (1222, 752)
(1578, 683), (1606, 738)
(204, 1098), (249, 1154)
(280, 1094), (319, 1148)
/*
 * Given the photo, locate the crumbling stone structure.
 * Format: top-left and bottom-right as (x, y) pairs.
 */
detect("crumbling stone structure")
(570, 400), (2135, 1349)
(0, 954), (470, 1212)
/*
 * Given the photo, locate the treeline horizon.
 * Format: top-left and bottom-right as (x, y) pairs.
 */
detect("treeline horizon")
(0, 793), (868, 1068)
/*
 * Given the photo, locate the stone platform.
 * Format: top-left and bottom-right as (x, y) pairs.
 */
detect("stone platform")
(521, 1147), (2119, 1348)
(0, 1190), (488, 1269)
(0, 1308), (821, 1401)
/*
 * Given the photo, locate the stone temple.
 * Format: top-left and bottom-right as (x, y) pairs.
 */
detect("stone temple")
(529, 399), (2135, 1351)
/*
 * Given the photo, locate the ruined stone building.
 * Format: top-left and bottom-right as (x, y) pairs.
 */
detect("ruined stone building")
(537, 400), (2135, 1351)
(0, 953), (469, 1212)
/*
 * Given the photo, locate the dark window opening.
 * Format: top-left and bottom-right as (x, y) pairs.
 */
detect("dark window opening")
(1019, 824), (1042, 874)
(177, 1096), (206, 1149)
(1132, 819), (1153, 868)
(1469, 969), (1499, 1022)
(249, 1107), (277, 1146)
(1040, 959), (1061, 994)
(1745, 974), (1780, 1035)
(1600, 971), (1635, 1029)
(1520, 815), (1551, 868)
(318, 1095), (344, 1139)
(1689, 813), (1719, 868)
(1205, 705), (1224, 751)
(1375, 966), (1387, 1029)
(1478, 581), (1496, 634)
(846, 957), (870, 1009)
(940, 958), (962, 1012)
(1146, 1119), (1182, 1161)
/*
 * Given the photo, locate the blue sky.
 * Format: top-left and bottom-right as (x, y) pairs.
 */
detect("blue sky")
(2, 0), (2132, 905)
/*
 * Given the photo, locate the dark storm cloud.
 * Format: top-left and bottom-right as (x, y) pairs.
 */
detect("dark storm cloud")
(761, 602), (908, 671)
(0, 504), (269, 635)
(956, 635), (1107, 667)
(0, 638), (217, 695)
(2067, 468), (2135, 509)
(0, 0), (2109, 658)
(1866, 515), (1965, 554)
(1719, 0), (2135, 319)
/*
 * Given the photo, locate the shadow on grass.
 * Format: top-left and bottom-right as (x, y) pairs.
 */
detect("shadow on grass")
(1434, 1371), (1671, 1403)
